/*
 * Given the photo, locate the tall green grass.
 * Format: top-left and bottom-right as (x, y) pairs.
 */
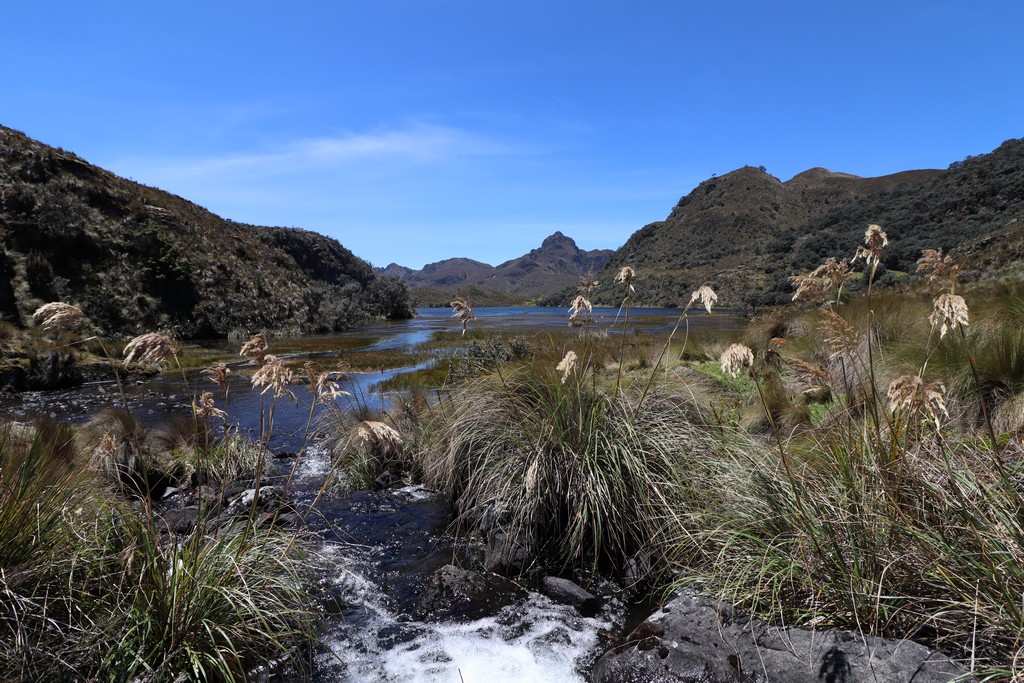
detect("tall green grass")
(0, 419), (318, 682)
(420, 362), (737, 577)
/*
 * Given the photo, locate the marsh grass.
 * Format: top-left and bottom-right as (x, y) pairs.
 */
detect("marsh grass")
(75, 508), (316, 683)
(420, 364), (729, 577)
(659, 228), (1024, 676)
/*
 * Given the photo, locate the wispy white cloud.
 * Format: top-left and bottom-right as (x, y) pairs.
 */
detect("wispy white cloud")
(113, 122), (523, 183)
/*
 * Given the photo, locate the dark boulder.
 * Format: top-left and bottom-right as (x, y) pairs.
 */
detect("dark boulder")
(541, 576), (601, 617)
(592, 593), (968, 683)
(483, 528), (534, 576)
(413, 564), (526, 622)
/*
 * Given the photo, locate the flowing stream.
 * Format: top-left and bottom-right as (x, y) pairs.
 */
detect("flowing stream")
(0, 306), (743, 682)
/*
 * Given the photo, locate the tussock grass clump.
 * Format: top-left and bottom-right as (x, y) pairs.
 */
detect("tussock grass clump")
(74, 510), (317, 682)
(1, 420), (318, 682)
(0, 420), (91, 679)
(420, 364), (732, 577)
(333, 419), (408, 491)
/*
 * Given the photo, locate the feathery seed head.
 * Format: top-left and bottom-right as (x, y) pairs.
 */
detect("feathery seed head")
(196, 391), (227, 421)
(250, 355), (295, 399)
(785, 357), (831, 394)
(203, 362), (231, 392)
(576, 269), (599, 295)
(916, 248), (962, 293)
(356, 420), (403, 454)
(887, 374), (948, 430)
(853, 224), (889, 267)
(690, 285), (718, 314)
(818, 311), (858, 354)
(123, 332), (177, 366)
(450, 298), (475, 336)
(32, 302), (87, 332)
(556, 350), (578, 384)
(791, 258), (853, 303)
(303, 360), (350, 404)
(789, 275), (827, 303)
(239, 333), (269, 365)
(929, 293), (969, 338)
(568, 295), (593, 323)
(887, 375), (923, 414)
(614, 266), (636, 294)
(720, 343), (754, 378)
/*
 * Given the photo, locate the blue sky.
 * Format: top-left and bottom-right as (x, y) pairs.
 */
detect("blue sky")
(3, 1), (1022, 269)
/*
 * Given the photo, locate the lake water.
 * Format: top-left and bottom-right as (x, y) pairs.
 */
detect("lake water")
(0, 306), (742, 682)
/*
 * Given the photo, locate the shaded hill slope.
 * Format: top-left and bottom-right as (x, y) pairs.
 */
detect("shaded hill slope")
(0, 125), (412, 338)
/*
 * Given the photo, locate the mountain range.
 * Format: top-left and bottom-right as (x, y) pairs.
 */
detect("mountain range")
(378, 232), (613, 305)
(3, 123), (1023, 333)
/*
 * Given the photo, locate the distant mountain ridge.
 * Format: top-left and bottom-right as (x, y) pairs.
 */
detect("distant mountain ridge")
(576, 138), (1024, 309)
(380, 231), (613, 299)
(0, 125), (413, 337)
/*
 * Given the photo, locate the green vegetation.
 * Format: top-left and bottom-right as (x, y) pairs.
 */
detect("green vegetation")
(0, 421), (317, 682)
(330, 226), (1024, 678)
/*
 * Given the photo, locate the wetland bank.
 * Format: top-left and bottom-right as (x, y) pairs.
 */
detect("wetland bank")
(8, 245), (1024, 683)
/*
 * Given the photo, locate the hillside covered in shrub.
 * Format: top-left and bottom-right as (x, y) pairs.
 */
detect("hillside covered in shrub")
(559, 138), (1024, 310)
(0, 125), (413, 338)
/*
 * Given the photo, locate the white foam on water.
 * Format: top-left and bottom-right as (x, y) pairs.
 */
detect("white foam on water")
(321, 571), (609, 683)
(290, 441), (332, 481)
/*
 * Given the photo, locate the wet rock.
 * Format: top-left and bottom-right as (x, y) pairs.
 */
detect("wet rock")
(158, 507), (202, 534)
(0, 361), (27, 391)
(413, 564), (526, 622)
(541, 576), (601, 617)
(484, 528), (534, 576)
(527, 626), (572, 657)
(592, 593), (968, 683)
(374, 469), (395, 489)
(227, 485), (290, 515)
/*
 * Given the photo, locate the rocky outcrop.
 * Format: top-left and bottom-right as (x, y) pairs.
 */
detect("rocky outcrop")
(593, 593), (967, 683)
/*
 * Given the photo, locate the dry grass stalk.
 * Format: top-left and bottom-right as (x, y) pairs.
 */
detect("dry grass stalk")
(203, 362), (231, 392)
(250, 355), (295, 399)
(568, 295), (593, 323)
(887, 374), (948, 430)
(785, 357), (832, 394)
(929, 293), (969, 338)
(303, 361), (350, 405)
(690, 285), (718, 313)
(556, 350), (578, 384)
(576, 269), (599, 295)
(356, 421), (403, 455)
(720, 343), (754, 378)
(123, 332), (177, 366)
(916, 248), (962, 294)
(239, 333), (269, 365)
(450, 298), (475, 336)
(853, 224), (888, 267)
(32, 302), (87, 332)
(196, 391), (227, 421)
(614, 266), (636, 294)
